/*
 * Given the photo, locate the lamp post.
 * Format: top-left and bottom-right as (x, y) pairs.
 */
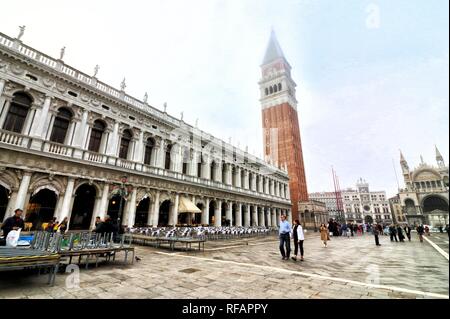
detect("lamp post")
(117, 176), (128, 225)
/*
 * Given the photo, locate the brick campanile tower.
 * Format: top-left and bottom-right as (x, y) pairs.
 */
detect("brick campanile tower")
(259, 30), (308, 220)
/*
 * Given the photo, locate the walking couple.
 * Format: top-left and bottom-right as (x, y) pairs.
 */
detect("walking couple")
(279, 215), (305, 261)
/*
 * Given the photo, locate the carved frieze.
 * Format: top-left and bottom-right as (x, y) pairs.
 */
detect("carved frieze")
(55, 82), (66, 94)
(42, 77), (55, 88)
(9, 64), (25, 76)
(0, 58), (8, 70)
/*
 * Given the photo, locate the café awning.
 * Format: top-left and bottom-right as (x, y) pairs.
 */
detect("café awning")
(178, 196), (202, 213)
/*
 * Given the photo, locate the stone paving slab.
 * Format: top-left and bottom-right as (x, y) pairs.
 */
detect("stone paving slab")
(0, 232), (448, 299)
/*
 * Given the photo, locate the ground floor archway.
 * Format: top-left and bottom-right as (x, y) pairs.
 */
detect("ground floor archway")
(27, 189), (57, 230)
(209, 201), (216, 225)
(107, 195), (125, 223)
(70, 184), (96, 230)
(221, 202), (228, 226)
(135, 197), (150, 227)
(159, 200), (170, 226)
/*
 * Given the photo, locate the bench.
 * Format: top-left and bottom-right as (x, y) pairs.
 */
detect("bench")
(0, 247), (60, 286)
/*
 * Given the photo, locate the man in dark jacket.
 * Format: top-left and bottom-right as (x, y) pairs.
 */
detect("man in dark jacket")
(1, 209), (25, 239)
(417, 224), (425, 243)
(373, 223), (381, 246)
(403, 225), (412, 242)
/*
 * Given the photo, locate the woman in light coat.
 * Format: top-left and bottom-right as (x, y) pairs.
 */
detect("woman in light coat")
(291, 219), (305, 261)
(319, 223), (329, 247)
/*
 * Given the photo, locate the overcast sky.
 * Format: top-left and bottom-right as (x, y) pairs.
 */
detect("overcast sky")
(1, 0), (448, 197)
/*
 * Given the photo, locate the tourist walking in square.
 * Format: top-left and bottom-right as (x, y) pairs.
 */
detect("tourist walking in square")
(319, 223), (329, 247)
(278, 214), (291, 260)
(403, 224), (412, 242)
(417, 224), (425, 243)
(396, 225), (405, 242)
(373, 223), (381, 246)
(291, 219), (305, 261)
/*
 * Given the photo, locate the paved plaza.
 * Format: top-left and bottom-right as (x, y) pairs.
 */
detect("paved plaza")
(0, 232), (448, 299)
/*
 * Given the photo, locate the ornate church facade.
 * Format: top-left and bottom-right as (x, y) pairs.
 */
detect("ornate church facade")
(398, 147), (449, 227)
(0, 30), (291, 231)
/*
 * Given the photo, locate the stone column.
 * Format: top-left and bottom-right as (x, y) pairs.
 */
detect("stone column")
(136, 132), (144, 162)
(147, 199), (155, 226)
(4, 190), (17, 221)
(21, 105), (37, 138)
(235, 167), (241, 188)
(14, 171), (32, 212)
(29, 96), (52, 150)
(43, 110), (57, 140)
(252, 205), (258, 226)
(72, 108), (89, 158)
(54, 193), (64, 221)
(226, 202), (232, 226)
(226, 164), (232, 185)
(29, 95), (51, 138)
(259, 207), (265, 227)
(201, 198), (210, 225)
(90, 195), (102, 229)
(97, 183), (110, 220)
(154, 139), (165, 168)
(287, 209), (292, 224)
(171, 193), (179, 226)
(258, 176), (263, 193)
(59, 177), (75, 224)
(0, 97), (11, 129)
(244, 170), (249, 189)
(214, 199), (222, 227)
(276, 209), (280, 226)
(123, 187), (137, 227)
(105, 121), (119, 157)
(271, 208), (276, 227)
(214, 161), (222, 183)
(151, 190), (160, 226)
(265, 209), (270, 227)
(236, 203), (242, 227)
(244, 204), (251, 227)
(201, 155), (210, 180)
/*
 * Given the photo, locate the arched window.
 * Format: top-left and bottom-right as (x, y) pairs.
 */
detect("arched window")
(165, 143), (172, 170)
(278, 83), (282, 91)
(3, 92), (32, 133)
(269, 86), (273, 94)
(50, 107), (72, 144)
(144, 137), (155, 165)
(88, 120), (106, 152)
(119, 129), (132, 159)
(197, 154), (203, 178)
(273, 85), (278, 93)
(265, 88), (268, 96)
(210, 161), (216, 180)
(182, 147), (189, 174)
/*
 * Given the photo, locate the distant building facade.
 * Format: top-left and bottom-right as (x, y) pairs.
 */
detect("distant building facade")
(298, 200), (328, 230)
(308, 192), (340, 219)
(398, 147), (449, 227)
(310, 178), (392, 224)
(389, 195), (406, 223)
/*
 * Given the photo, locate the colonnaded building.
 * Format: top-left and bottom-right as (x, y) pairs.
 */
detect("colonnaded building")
(0, 30), (292, 231)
